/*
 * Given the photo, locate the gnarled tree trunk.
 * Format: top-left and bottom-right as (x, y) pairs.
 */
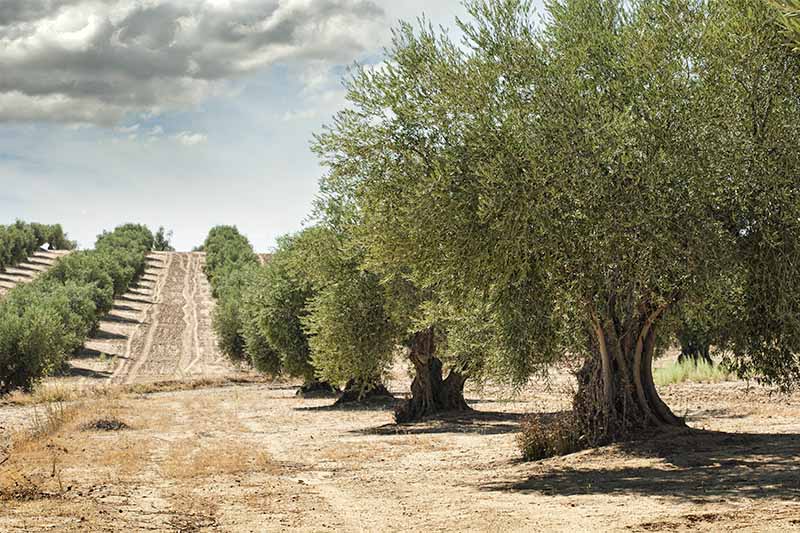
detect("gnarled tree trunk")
(395, 327), (471, 423)
(574, 309), (684, 445)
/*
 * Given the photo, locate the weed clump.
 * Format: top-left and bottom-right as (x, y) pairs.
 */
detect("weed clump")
(82, 418), (129, 432)
(517, 413), (583, 461)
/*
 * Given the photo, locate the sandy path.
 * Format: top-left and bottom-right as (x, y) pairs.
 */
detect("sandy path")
(2, 252), (799, 531)
(69, 252), (237, 385)
(0, 250), (71, 299)
(1, 377), (799, 532)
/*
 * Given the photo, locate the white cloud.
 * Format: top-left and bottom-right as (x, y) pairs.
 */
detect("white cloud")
(0, 0), (385, 125)
(116, 123), (140, 134)
(172, 131), (207, 146)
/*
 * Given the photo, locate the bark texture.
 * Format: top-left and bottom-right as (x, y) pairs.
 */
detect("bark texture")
(574, 310), (684, 444)
(395, 327), (471, 423)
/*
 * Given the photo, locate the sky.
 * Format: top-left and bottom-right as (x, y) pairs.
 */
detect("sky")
(0, 0), (543, 251)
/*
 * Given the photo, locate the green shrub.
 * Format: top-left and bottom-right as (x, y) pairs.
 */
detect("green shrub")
(0, 221), (76, 271)
(45, 252), (116, 314)
(0, 224), (153, 394)
(241, 244), (314, 380)
(0, 302), (65, 393)
(202, 226), (262, 364)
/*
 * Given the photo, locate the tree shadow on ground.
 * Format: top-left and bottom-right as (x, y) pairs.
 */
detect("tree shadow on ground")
(127, 287), (151, 297)
(102, 313), (142, 325)
(117, 295), (153, 305)
(481, 427), (800, 503)
(357, 409), (530, 437)
(111, 304), (141, 312)
(57, 366), (113, 379)
(71, 347), (127, 361)
(295, 396), (397, 413)
(92, 329), (127, 341)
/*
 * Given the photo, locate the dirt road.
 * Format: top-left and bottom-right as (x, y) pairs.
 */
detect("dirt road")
(1, 375), (800, 532)
(0, 250), (71, 299)
(70, 252), (238, 384)
(1, 253), (800, 532)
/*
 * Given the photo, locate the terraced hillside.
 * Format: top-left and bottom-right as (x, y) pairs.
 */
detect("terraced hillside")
(66, 251), (237, 384)
(0, 249), (71, 299)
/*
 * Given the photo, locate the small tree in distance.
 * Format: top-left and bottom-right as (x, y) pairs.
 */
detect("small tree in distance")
(153, 226), (175, 252)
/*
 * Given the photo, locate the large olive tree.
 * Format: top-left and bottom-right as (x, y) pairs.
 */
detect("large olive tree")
(314, 0), (800, 443)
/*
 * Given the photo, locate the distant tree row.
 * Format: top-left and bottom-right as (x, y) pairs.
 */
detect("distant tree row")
(0, 224), (154, 393)
(0, 221), (76, 270)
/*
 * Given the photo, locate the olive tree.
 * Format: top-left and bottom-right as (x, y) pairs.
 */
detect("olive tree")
(153, 226), (175, 252)
(313, 0), (800, 443)
(239, 232), (333, 393)
(290, 224), (394, 401)
(308, 185), (474, 418)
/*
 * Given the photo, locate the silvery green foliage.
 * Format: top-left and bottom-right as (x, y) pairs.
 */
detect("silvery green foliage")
(773, 0), (800, 50)
(314, 0), (800, 390)
(203, 225), (261, 364)
(0, 224), (153, 393)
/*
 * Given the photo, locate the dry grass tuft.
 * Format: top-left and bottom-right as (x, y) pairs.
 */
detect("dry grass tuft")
(27, 401), (77, 441)
(517, 413), (582, 461)
(162, 439), (278, 480)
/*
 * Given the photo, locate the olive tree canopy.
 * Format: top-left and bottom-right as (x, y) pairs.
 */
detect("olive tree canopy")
(314, 0), (800, 442)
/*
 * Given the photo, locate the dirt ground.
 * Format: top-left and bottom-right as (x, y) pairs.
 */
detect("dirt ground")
(1, 252), (799, 532)
(69, 252), (242, 385)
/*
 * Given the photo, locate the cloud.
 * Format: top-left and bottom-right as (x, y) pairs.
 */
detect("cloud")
(0, 0), (385, 125)
(172, 131), (207, 146)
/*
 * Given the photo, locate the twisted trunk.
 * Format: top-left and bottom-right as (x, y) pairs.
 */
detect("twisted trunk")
(395, 327), (471, 422)
(575, 309), (683, 444)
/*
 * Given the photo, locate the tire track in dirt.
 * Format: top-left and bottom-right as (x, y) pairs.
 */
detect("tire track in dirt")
(101, 252), (236, 384)
(110, 253), (174, 384)
(121, 253), (189, 382)
(181, 254), (202, 374)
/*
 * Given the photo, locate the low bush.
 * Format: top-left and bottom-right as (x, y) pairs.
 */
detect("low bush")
(517, 413), (583, 461)
(0, 224), (154, 394)
(0, 221), (75, 271)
